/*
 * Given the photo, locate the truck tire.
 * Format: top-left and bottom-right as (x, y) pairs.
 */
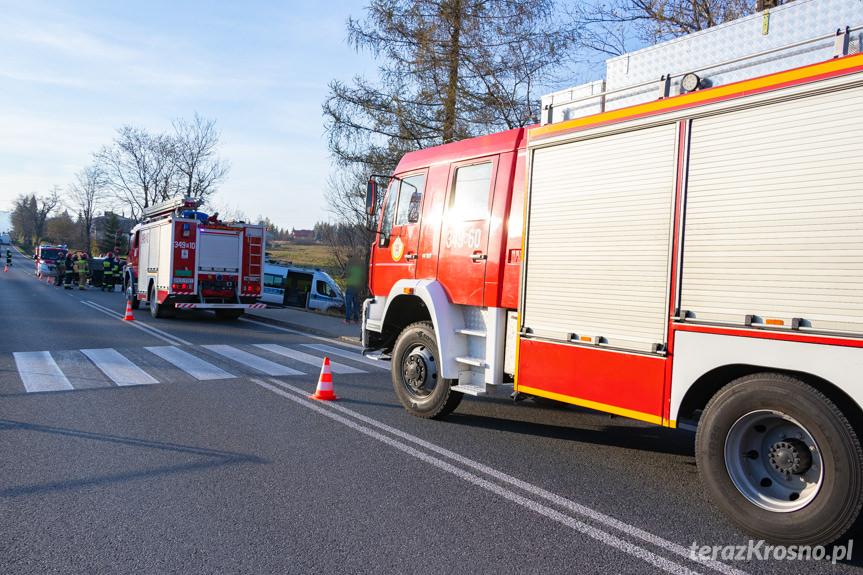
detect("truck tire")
(391, 322), (462, 419)
(126, 279), (140, 310)
(149, 284), (165, 319)
(695, 373), (863, 545)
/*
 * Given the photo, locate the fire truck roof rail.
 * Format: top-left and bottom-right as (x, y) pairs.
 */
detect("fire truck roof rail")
(143, 196), (200, 219)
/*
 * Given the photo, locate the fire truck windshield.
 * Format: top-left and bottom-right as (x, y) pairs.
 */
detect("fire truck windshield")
(40, 249), (64, 260)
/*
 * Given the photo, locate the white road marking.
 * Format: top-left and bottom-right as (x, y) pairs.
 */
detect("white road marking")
(82, 301), (190, 346)
(145, 346), (234, 380)
(13, 351), (74, 393)
(255, 377), (749, 575)
(301, 344), (389, 370)
(252, 344), (366, 374)
(80, 348), (159, 386)
(202, 345), (304, 376)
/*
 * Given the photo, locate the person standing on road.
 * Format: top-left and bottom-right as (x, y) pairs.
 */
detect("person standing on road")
(54, 252), (66, 287)
(64, 253), (75, 289)
(102, 253), (115, 292)
(75, 253), (89, 290)
(111, 257), (121, 293)
(342, 255), (364, 323)
(6, 249), (11, 267)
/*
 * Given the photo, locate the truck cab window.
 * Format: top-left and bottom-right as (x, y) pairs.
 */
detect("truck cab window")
(379, 180), (398, 247)
(449, 162), (493, 221)
(395, 174), (426, 226)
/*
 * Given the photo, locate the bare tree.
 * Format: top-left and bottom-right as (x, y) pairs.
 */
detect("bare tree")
(94, 126), (178, 220)
(94, 116), (230, 221)
(66, 164), (106, 253)
(172, 113), (230, 202)
(10, 188), (61, 248)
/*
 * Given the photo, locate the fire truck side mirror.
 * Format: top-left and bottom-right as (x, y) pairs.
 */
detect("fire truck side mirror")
(365, 181), (377, 216)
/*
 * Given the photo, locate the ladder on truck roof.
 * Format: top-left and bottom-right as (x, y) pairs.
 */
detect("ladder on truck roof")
(142, 196), (200, 220)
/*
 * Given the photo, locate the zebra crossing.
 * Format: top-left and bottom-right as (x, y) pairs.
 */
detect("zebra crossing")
(10, 343), (388, 394)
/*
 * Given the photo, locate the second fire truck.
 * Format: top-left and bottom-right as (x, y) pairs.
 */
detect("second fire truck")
(124, 196), (266, 319)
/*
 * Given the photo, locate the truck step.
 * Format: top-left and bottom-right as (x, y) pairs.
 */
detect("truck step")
(450, 383), (488, 396)
(451, 382), (515, 396)
(455, 356), (486, 368)
(454, 328), (486, 338)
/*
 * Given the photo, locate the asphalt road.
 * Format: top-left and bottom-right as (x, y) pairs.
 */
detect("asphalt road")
(1, 246), (861, 574)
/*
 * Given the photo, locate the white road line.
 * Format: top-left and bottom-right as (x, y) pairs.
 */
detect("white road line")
(252, 344), (366, 374)
(80, 348), (159, 386)
(13, 351), (74, 393)
(301, 344), (389, 370)
(254, 378), (734, 575)
(266, 378), (748, 575)
(82, 301), (191, 346)
(202, 345), (304, 376)
(145, 346), (234, 380)
(238, 317), (348, 345)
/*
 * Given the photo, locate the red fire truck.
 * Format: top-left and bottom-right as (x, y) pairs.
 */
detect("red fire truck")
(123, 196), (266, 319)
(362, 2), (863, 545)
(34, 245), (67, 277)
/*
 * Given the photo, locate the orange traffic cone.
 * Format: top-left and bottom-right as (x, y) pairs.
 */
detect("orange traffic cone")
(3, 264), (6, 272)
(122, 300), (135, 321)
(310, 357), (338, 401)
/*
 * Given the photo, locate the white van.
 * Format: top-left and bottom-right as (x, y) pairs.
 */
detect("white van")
(262, 262), (344, 312)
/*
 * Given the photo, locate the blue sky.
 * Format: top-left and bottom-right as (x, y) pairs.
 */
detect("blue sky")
(0, 0), (377, 230)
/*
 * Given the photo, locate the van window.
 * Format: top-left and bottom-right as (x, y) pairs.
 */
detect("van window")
(449, 162), (493, 221)
(317, 281), (339, 298)
(264, 273), (285, 289)
(395, 174), (425, 226)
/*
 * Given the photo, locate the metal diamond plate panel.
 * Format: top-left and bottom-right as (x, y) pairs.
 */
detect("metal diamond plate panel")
(543, 0), (863, 123)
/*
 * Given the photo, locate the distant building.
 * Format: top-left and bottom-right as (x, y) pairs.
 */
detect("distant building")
(291, 228), (315, 241)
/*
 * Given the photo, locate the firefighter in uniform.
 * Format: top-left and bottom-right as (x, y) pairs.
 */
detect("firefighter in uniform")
(6, 249), (11, 267)
(75, 253), (89, 290)
(111, 257), (121, 293)
(64, 253), (75, 289)
(102, 253), (115, 291)
(54, 252), (66, 287)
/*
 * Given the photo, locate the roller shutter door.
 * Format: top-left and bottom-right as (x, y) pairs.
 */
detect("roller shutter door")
(523, 124), (677, 352)
(681, 86), (863, 332)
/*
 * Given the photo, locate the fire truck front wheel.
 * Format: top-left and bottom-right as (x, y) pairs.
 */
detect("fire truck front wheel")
(392, 322), (462, 419)
(695, 373), (863, 546)
(126, 280), (140, 309)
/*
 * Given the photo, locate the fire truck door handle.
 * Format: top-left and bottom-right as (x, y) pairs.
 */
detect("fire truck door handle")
(470, 252), (487, 261)
(405, 253), (417, 261)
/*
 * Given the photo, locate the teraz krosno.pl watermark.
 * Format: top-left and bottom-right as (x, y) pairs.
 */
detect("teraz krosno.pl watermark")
(689, 540), (853, 564)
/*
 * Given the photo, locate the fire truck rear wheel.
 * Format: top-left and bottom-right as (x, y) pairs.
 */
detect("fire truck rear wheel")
(695, 373), (863, 545)
(149, 284), (170, 318)
(392, 322), (462, 419)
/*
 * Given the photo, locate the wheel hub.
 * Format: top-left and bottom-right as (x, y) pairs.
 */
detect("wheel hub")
(403, 346), (437, 395)
(769, 439), (813, 475)
(724, 410), (823, 512)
